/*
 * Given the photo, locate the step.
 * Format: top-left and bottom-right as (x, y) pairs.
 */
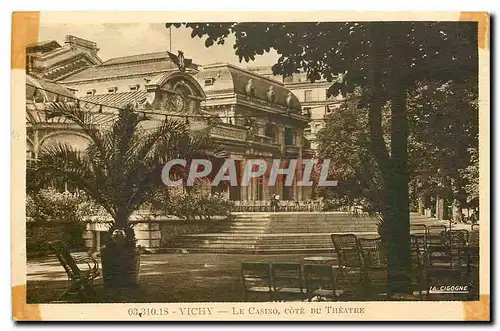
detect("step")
(163, 247), (337, 254)
(229, 225), (269, 229)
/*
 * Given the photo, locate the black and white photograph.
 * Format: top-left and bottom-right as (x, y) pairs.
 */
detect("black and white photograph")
(11, 11), (490, 321)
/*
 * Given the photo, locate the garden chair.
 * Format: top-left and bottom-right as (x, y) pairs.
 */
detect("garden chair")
(50, 240), (100, 302)
(303, 264), (343, 301)
(410, 234), (428, 298)
(271, 262), (306, 301)
(241, 200), (249, 212)
(410, 224), (428, 249)
(241, 262), (273, 301)
(444, 230), (470, 269)
(254, 200), (261, 212)
(358, 237), (388, 299)
(467, 230), (480, 298)
(469, 229), (479, 251)
(262, 200), (271, 212)
(281, 200), (289, 212)
(427, 225), (447, 247)
(426, 232), (470, 297)
(252, 200), (259, 212)
(330, 234), (363, 295)
(233, 200), (241, 212)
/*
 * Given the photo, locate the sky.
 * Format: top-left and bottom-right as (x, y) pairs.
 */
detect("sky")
(39, 23), (280, 68)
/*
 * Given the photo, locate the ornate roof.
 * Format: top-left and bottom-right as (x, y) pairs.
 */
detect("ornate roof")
(60, 52), (198, 83)
(196, 63), (301, 111)
(80, 90), (148, 109)
(100, 52), (171, 66)
(26, 40), (62, 53)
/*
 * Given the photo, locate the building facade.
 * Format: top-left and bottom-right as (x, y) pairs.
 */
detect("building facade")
(26, 35), (102, 81)
(247, 67), (343, 152)
(196, 63), (312, 202)
(26, 35), (313, 203)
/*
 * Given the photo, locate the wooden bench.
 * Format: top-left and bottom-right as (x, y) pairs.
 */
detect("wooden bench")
(50, 241), (100, 302)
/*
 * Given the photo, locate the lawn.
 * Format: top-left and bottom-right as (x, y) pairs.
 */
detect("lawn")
(26, 252), (478, 303)
(27, 253), (335, 303)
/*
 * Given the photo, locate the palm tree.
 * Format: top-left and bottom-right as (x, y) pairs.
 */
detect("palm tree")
(31, 103), (224, 246)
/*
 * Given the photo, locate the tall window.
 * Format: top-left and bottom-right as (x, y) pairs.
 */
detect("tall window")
(284, 127), (295, 145)
(304, 89), (313, 102)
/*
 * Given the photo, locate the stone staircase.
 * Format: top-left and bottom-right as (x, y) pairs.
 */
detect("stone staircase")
(166, 212), (441, 254)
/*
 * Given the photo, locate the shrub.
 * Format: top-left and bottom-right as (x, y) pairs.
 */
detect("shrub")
(26, 188), (106, 253)
(27, 187), (105, 223)
(151, 188), (233, 220)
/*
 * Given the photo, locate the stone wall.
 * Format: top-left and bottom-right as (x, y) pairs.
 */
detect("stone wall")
(160, 218), (228, 249)
(81, 217), (229, 253)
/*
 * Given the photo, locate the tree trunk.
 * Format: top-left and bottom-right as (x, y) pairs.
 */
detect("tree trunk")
(367, 25), (412, 295)
(386, 86), (411, 294)
(386, 53), (412, 296)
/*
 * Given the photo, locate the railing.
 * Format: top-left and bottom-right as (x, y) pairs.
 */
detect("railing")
(253, 135), (277, 145)
(210, 124), (247, 141)
(231, 200), (324, 212)
(284, 146), (300, 154)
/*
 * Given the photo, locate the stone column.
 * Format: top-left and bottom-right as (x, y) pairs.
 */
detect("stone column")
(297, 132), (304, 202)
(95, 230), (101, 251)
(33, 129), (40, 159)
(418, 196), (425, 215)
(240, 159), (248, 200)
(436, 197), (445, 220)
(277, 125), (285, 154)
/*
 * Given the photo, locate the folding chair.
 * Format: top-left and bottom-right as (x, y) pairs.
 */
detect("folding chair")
(241, 262), (273, 301)
(50, 241), (100, 302)
(271, 263), (306, 301)
(303, 264), (342, 301)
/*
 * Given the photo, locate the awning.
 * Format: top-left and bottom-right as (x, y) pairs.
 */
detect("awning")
(26, 75), (77, 102)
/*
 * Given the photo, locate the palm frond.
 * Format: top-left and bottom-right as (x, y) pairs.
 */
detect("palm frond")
(36, 103), (224, 227)
(46, 103), (108, 161)
(34, 142), (116, 219)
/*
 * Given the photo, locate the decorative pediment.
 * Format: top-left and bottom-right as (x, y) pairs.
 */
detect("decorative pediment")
(144, 72), (206, 115)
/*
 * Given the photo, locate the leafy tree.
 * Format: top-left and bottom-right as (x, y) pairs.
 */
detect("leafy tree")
(460, 147), (479, 208)
(31, 103), (222, 246)
(407, 80), (478, 217)
(316, 95), (385, 220)
(170, 22), (478, 294)
(317, 81), (478, 224)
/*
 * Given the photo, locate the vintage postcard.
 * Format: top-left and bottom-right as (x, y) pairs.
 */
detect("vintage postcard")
(11, 12), (490, 321)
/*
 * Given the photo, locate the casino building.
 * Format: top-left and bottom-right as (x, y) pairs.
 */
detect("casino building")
(26, 35), (313, 202)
